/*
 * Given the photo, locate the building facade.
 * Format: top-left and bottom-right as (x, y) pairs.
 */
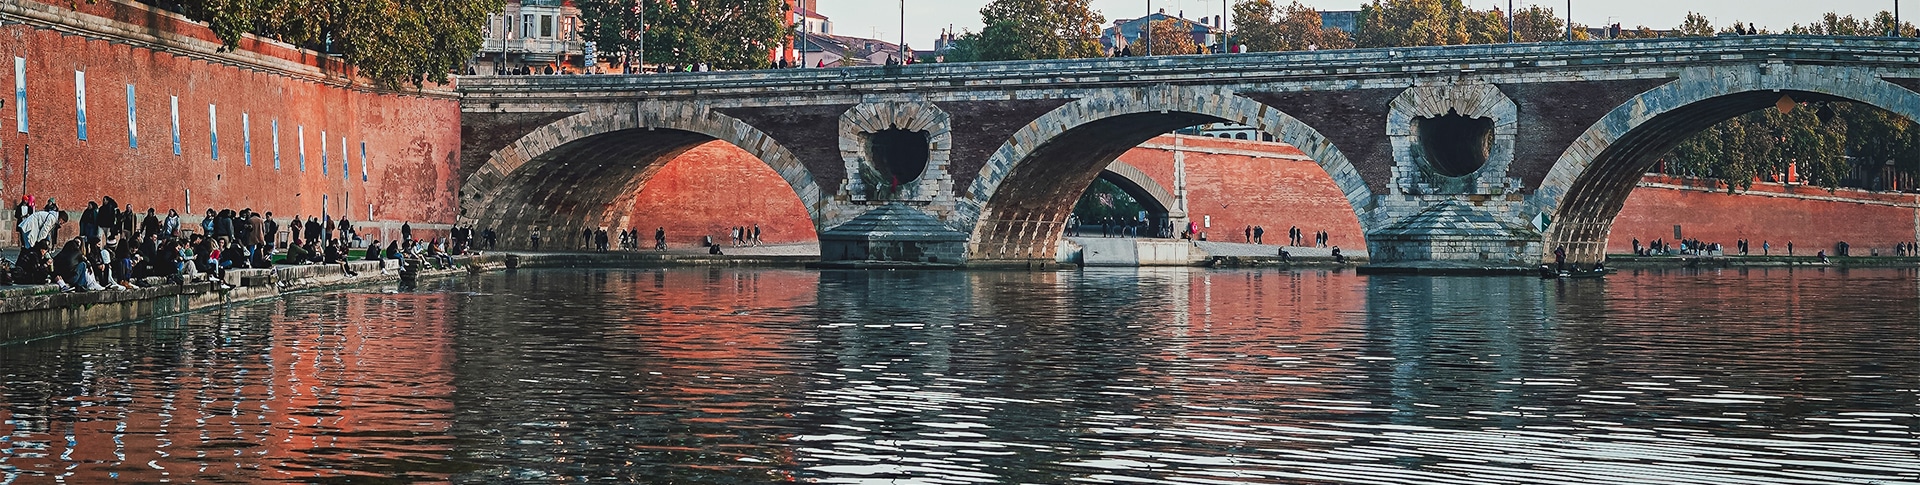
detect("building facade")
(475, 0), (590, 74)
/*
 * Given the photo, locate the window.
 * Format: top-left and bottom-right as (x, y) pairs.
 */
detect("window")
(540, 15), (553, 38)
(523, 15), (535, 39)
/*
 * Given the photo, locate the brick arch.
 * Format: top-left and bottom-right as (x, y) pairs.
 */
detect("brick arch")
(1532, 64), (1920, 263)
(961, 85), (1375, 263)
(463, 104), (826, 249)
(1100, 160), (1177, 217)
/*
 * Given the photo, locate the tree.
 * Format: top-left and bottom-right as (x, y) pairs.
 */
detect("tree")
(1148, 18), (1201, 55)
(140, 0), (502, 89)
(1352, 0), (1512, 48)
(1678, 12), (1715, 37)
(1275, 1), (1353, 50)
(1231, 0), (1284, 52)
(1509, 5), (1568, 42)
(579, 0), (791, 70)
(965, 0), (1105, 61)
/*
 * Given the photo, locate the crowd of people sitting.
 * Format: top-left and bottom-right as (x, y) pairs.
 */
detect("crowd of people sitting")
(5, 195), (488, 291)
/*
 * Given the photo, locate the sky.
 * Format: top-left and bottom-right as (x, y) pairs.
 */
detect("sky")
(818, 0), (1905, 48)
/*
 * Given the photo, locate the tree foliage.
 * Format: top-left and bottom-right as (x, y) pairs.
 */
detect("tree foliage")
(1231, 1), (1353, 52)
(1351, 0), (1531, 48)
(137, 0), (500, 89)
(1230, 0), (1284, 52)
(957, 0), (1106, 61)
(578, 0), (791, 70)
(1148, 18), (1201, 55)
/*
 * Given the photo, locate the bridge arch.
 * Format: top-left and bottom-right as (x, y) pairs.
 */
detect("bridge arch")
(1099, 160), (1178, 219)
(463, 104), (826, 249)
(961, 85), (1375, 262)
(1534, 64), (1920, 263)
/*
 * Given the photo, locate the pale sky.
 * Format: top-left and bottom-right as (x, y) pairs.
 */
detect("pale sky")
(820, 1), (1904, 49)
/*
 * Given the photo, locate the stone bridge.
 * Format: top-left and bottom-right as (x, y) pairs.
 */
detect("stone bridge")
(459, 36), (1920, 268)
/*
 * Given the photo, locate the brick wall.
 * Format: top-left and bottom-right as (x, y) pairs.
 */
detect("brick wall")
(1115, 135), (1368, 248)
(0, 0), (461, 242)
(1610, 177), (1920, 254)
(627, 141), (818, 247)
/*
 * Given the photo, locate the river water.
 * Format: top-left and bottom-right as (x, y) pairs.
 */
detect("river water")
(1, 267), (1915, 484)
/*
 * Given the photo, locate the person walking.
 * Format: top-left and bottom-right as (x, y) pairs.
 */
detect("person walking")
(655, 227), (667, 251)
(400, 221), (413, 243)
(530, 229), (542, 250)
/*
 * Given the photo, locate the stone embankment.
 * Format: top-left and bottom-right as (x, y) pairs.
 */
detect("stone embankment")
(0, 250), (818, 346)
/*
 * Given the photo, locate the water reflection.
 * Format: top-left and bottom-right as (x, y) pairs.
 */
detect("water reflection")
(0, 267), (1914, 484)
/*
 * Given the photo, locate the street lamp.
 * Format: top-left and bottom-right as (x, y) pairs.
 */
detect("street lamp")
(1507, 0), (1514, 43)
(899, 0), (905, 63)
(1144, 0), (1152, 56)
(1566, 0), (1573, 42)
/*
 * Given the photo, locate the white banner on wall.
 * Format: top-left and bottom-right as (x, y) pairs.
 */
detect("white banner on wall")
(242, 113), (251, 166)
(208, 104), (218, 160)
(170, 96), (180, 155)
(126, 84), (137, 149)
(74, 71), (86, 140)
(15, 57), (27, 134)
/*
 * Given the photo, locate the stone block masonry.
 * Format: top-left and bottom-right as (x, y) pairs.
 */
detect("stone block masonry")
(0, 0), (461, 235)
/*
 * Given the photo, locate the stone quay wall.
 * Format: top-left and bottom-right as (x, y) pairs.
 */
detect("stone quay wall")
(0, 0), (462, 244)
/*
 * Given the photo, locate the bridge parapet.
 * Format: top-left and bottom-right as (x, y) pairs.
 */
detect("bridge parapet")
(460, 36), (1920, 105)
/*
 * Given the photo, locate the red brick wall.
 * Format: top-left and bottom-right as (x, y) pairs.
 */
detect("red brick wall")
(0, 2), (461, 241)
(627, 141), (818, 247)
(1610, 177), (1920, 254)
(1114, 135), (1368, 248)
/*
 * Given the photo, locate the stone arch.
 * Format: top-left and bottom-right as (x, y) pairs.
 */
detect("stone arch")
(463, 103), (826, 249)
(1099, 160), (1177, 217)
(961, 84), (1375, 263)
(838, 101), (953, 204)
(1533, 64), (1920, 263)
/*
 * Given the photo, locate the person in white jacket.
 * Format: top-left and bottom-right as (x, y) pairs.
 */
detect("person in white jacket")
(17, 209), (67, 249)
